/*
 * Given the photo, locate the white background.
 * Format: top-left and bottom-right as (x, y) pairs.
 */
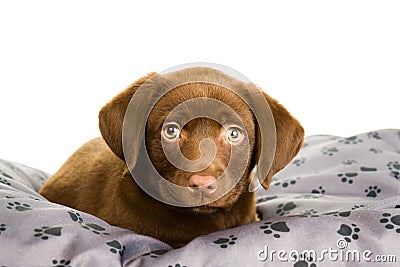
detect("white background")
(1, 1), (399, 173)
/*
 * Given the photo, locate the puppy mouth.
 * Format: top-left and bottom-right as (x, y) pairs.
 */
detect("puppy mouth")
(181, 205), (222, 214)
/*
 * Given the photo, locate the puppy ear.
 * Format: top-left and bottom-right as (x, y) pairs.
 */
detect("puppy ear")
(255, 91), (304, 189)
(99, 72), (156, 159)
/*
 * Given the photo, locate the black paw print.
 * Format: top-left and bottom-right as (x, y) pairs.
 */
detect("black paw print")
(106, 240), (125, 256)
(387, 161), (400, 179)
(0, 170), (13, 179)
(68, 210), (83, 223)
(360, 166), (377, 172)
(367, 132), (381, 139)
(380, 213), (400, 233)
(322, 210), (351, 217)
(337, 223), (360, 242)
(321, 147), (338, 156)
(52, 259), (71, 267)
(390, 171), (400, 179)
(34, 226), (62, 240)
(292, 158), (306, 167)
(365, 186), (381, 197)
(335, 211), (351, 217)
(142, 249), (169, 258)
(68, 210), (109, 235)
(276, 202), (296, 216)
(340, 136), (363, 144)
(293, 253), (317, 267)
(386, 160), (400, 171)
(299, 209), (319, 217)
(338, 172), (358, 184)
(6, 201), (32, 211)
(168, 264), (187, 267)
(28, 195), (42, 201)
(0, 177), (11, 186)
(260, 221), (290, 238)
(342, 159), (357, 165)
(294, 194), (322, 199)
(351, 205), (365, 210)
(368, 148), (382, 154)
(0, 224), (6, 235)
(274, 177), (301, 188)
(311, 186), (325, 194)
(82, 223), (110, 235)
(256, 195), (278, 204)
(213, 235), (238, 248)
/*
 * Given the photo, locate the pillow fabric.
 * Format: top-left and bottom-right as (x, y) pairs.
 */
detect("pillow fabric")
(1, 129), (399, 266)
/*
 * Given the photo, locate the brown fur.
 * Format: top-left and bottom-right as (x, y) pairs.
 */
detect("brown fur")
(39, 68), (304, 248)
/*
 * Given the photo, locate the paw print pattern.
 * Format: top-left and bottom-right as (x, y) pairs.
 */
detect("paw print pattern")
(260, 221), (290, 238)
(213, 235), (238, 248)
(6, 201), (32, 211)
(380, 213), (400, 233)
(142, 249), (169, 258)
(342, 159), (357, 165)
(0, 177), (11, 186)
(337, 223), (360, 242)
(311, 186), (325, 194)
(322, 210), (351, 217)
(294, 194), (322, 199)
(273, 177), (301, 188)
(367, 132), (381, 139)
(68, 210), (110, 235)
(82, 223), (110, 235)
(292, 158), (306, 167)
(276, 202), (296, 216)
(0, 170), (13, 179)
(335, 211), (351, 217)
(339, 136), (363, 144)
(360, 166), (377, 172)
(351, 205), (365, 210)
(299, 209), (319, 217)
(365, 186), (381, 197)
(52, 259), (71, 267)
(168, 264), (187, 267)
(68, 210), (83, 223)
(321, 147), (339, 156)
(369, 148), (382, 154)
(0, 224), (6, 235)
(293, 254), (317, 267)
(256, 195), (278, 204)
(338, 172), (358, 184)
(387, 161), (400, 179)
(106, 240), (125, 256)
(28, 195), (42, 201)
(34, 226), (62, 240)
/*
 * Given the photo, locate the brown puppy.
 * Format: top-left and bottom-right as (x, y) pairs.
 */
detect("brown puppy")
(39, 67), (304, 248)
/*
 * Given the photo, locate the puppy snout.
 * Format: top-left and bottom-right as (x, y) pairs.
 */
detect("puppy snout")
(188, 175), (217, 194)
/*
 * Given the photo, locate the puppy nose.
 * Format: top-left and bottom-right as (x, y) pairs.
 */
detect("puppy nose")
(188, 175), (217, 194)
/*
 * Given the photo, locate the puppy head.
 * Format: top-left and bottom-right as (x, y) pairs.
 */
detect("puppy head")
(99, 67), (304, 212)
(144, 81), (257, 212)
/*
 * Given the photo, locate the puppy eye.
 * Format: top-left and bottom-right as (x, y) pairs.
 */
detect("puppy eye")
(162, 124), (180, 140)
(226, 127), (244, 143)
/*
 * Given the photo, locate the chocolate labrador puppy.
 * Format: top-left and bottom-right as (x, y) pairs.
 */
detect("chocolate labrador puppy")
(39, 67), (304, 248)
